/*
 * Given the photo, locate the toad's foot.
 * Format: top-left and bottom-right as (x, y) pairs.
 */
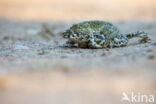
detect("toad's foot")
(88, 35), (103, 49)
(139, 37), (151, 43)
(125, 31), (150, 43)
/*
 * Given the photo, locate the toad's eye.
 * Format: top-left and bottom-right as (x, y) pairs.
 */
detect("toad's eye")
(64, 29), (72, 35)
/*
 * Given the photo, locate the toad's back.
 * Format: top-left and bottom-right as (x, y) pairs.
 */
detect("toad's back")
(70, 21), (119, 38)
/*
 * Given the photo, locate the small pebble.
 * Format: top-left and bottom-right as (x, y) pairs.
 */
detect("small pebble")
(106, 48), (109, 51)
(3, 36), (9, 40)
(101, 53), (106, 56)
(148, 55), (155, 60)
(14, 45), (29, 50)
(146, 49), (153, 52)
(61, 56), (67, 58)
(38, 49), (49, 55)
(101, 51), (112, 56)
(38, 51), (45, 55)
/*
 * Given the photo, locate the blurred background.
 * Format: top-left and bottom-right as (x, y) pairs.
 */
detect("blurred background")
(0, 0), (156, 21)
(0, 0), (156, 104)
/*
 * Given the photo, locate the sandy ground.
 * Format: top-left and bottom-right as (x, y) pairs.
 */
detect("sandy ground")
(0, 0), (156, 104)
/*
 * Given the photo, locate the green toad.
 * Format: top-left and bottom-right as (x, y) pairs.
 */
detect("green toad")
(62, 20), (150, 48)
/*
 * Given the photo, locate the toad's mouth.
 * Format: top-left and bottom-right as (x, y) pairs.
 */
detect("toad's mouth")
(62, 33), (69, 39)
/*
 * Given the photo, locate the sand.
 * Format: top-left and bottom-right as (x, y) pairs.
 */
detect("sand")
(0, 0), (156, 104)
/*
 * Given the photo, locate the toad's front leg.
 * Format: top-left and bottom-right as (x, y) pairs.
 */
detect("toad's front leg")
(63, 40), (78, 47)
(88, 35), (103, 49)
